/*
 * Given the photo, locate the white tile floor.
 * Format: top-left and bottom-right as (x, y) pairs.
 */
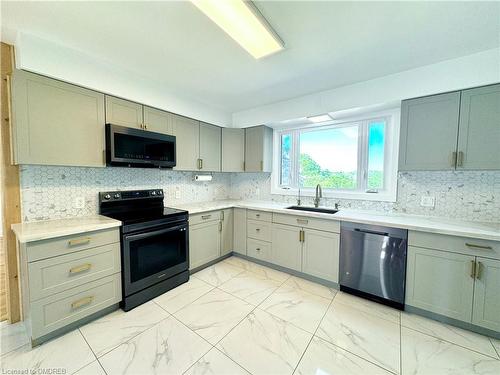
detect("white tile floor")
(1, 256), (499, 375)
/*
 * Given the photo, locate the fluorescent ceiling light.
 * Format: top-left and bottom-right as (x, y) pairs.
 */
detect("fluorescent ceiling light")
(307, 114), (332, 123)
(191, 0), (284, 59)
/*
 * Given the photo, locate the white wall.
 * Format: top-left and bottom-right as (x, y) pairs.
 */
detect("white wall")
(232, 48), (500, 127)
(11, 32), (232, 127)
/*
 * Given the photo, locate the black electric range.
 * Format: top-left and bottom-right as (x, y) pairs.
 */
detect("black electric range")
(99, 189), (189, 311)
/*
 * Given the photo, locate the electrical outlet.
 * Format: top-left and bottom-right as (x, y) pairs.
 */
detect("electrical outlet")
(420, 196), (435, 208)
(175, 188), (181, 199)
(74, 196), (85, 209)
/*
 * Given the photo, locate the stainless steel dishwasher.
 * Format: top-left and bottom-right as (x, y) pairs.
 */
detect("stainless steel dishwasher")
(339, 221), (408, 310)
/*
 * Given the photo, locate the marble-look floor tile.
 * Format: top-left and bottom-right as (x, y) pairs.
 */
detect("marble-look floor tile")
(99, 316), (211, 375)
(217, 309), (312, 375)
(402, 312), (499, 358)
(245, 262), (290, 283)
(185, 347), (250, 375)
(79, 301), (169, 357)
(283, 276), (337, 299)
(333, 291), (400, 324)
(491, 338), (500, 358)
(74, 360), (106, 375)
(401, 327), (500, 375)
(295, 336), (392, 375)
(0, 321), (29, 356)
(154, 277), (214, 313)
(222, 256), (253, 271)
(174, 288), (254, 344)
(0, 330), (95, 374)
(219, 270), (283, 305)
(193, 262), (244, 286)
(317, 301), (400, 374)
(259, 284), (331, 333)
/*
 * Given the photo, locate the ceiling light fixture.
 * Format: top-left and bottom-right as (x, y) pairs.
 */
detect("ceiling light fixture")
(190, 0), (284, 59)
(307, 114), (332, 123)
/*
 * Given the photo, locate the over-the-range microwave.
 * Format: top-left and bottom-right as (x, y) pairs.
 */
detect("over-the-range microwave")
(105, 123), (176, 168)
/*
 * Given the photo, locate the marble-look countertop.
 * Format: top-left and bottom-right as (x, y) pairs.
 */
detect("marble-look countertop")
(171, 200), (500, 242)
(11, 215), (122, 243)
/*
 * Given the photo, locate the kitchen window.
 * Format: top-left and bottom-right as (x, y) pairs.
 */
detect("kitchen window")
(273, 109), (400, 201)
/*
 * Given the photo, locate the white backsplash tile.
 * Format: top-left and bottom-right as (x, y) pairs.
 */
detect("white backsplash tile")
(19, 166), (500, 223)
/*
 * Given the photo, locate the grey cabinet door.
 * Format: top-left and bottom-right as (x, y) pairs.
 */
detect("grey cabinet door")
(105, 96), (143, 128)
(189, 221), (220, 269)
(458, 84), (500, 170)
(199, 122), (221, 172)
(172, 114), (200, 171)
(472, 257), (500, 331)
(399, 92), (460, 170)
(222, 128), (245, 172)
(245, 126), (273, 172)
(406, 246), (474, 322)
(221, 209), (234, 256)
(233, 208), (247, 255)
(302, 229), (339, 282)
(12, 70), (106, 167)
(143, 106), (173, 134)
(271, 223), (302, 271)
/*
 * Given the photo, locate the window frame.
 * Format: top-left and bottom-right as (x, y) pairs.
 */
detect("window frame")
(272, 108), (400, 202)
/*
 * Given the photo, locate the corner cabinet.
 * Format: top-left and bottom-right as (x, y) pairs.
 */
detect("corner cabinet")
(12, 70), (106, 167)
(245, 126), (273, 172)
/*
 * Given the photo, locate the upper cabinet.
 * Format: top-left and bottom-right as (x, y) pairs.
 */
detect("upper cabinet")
(199, 122), (221, 172)
(172, 114), (200, 171)
(143, 106), (173, 134)
(12, 70), (106, 167)
(245, 125), (273, 172)
(457, 84), (500, 170)
(399, 83), (500, 171)
(222, 128), (245, 172)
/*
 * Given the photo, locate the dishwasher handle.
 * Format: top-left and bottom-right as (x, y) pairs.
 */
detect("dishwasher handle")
(354, 228), (389, 237)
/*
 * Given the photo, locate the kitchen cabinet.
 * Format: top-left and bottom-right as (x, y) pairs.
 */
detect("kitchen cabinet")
(189, 220), (220, 269)
(222, 128), (245, 172)
(302, 228), (339, 282)
(233, 208), (247, 255)
(457, 84), (500, 170)
(399, 92), (460, 171)
(172, 114), (200, 171)
(199, 122), (221, 172)
(105, 96), (143, 129)
(472, 257), (500, 332)
(221, 208), (233, 256)
(244, 126), (273, 172)
(271, 223), (302, 271)
(11, 70), (106, 167)
(143, 106), (173, 134)
(406, 246), (475, 321)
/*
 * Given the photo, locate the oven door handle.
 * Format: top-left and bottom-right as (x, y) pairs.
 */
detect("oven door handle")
(124, 224), (187, 242)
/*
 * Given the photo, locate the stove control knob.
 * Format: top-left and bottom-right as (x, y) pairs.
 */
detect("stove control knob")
(157, 190), (163, 195)
(151, 191), (157, 196)
(104, 194), (111, 200)
(114, 193), (120, 199)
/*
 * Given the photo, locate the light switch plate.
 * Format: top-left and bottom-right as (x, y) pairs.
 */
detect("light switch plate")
(420, 196), (435, 208)
(74, 196), (85, 209)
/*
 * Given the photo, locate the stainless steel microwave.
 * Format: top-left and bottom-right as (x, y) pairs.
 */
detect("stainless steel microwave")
(105, 124), (176, 168)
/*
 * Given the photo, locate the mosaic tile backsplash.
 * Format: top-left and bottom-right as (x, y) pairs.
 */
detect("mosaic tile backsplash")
(20, 166), (500, 223)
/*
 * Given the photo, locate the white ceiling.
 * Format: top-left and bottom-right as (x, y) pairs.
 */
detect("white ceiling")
(2, 1), (499, 113)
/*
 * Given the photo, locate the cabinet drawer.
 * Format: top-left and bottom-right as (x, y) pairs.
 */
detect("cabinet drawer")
(247, 238), (271, 261)
(190, 211), (221, 225)
(30, 274), (121, 339)
(27, 228), (120, 262)
(247, 220), (272, 242)
(273, 213), (340, 233)
(28, 243), (121, 301)
(409, 231), (500, 260)
(247, 210), (272, 222)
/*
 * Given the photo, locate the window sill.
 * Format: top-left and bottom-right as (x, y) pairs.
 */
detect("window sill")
(271, 187), (397, 202)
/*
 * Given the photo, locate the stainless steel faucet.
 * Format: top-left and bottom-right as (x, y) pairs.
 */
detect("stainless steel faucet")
(313, 184), (322, 207)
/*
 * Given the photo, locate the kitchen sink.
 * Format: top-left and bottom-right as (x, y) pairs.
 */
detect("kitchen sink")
(286, 206), (339, 214)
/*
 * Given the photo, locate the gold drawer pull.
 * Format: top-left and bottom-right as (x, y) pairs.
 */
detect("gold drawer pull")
(297, 218), (309, 224)
(256, 248), (261, 251)
(255, 228), (260, 232)
(69, 263), (92, 274)
(68, 237), (91, 246)
(465, 243), (493, 250)
(255, 214), (260, 218)
(201, 214), (212, 220)
(71, 296), (94, 310)
(470, 260), (476, 279)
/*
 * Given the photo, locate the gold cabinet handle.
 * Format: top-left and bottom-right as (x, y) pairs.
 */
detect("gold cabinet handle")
(451, 151), (457, 167)
(71, 296), (94, 310)
(260, 161), (264, 171)
(69, 263), (92, 274)
(144, 124), (148, 130)
(256, 248), (261, 252)
(68, 237), (91, 246)
(201, 214), (211, 220)
(465, 243), (493, 250)
(297, 218), (309, 225)
(221, 211), (225, 221)
(475, 261), (482, 280)
(255, 228), (260, 232)
(299, 230), (305, 242)
(197, 158), (203, 170)
(255, 214), (260, 217)
(218, 221), (222, 232)
(470, 260), (476, 279)
(457, 151), (464, 167)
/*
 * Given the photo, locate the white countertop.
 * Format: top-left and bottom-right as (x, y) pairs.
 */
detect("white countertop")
(172, 200), (500, 242)
(11, 215), (122, 243)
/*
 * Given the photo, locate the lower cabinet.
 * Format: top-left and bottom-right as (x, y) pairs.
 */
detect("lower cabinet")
(221, 209), (233, 256)
(189, 220), (220, 269)
(472, 257), (500, 332)
(271, 224), (302, 271)
(233, 208), (247, 255)
(302, 229), (339, 282)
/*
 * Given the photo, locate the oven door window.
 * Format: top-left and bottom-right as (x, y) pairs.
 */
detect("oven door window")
(125, 224), (188, 288)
